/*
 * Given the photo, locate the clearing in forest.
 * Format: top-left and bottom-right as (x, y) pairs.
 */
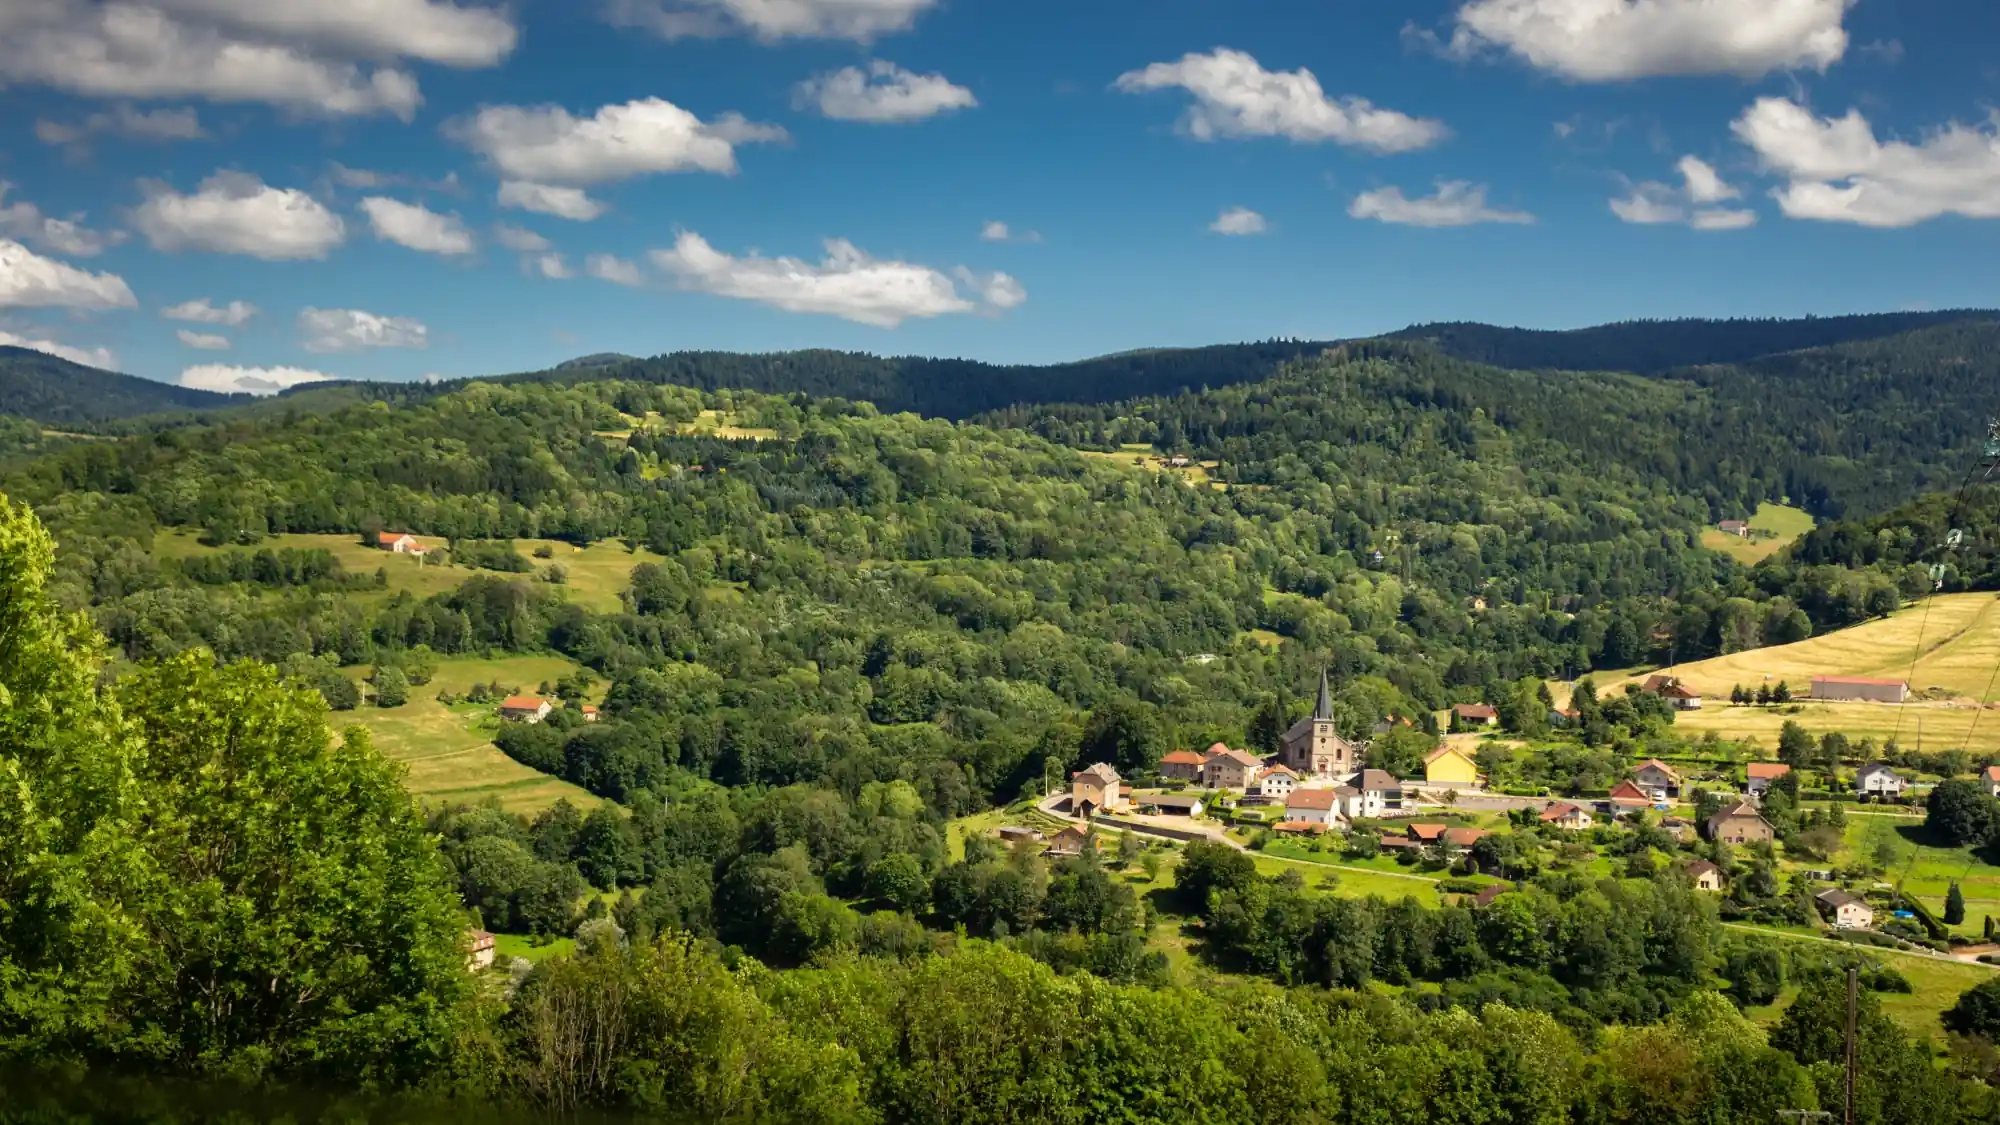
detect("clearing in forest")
(1699, 502), (1816, 564)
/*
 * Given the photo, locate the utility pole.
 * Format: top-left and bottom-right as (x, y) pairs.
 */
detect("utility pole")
(1844, 965), (1858, 1125)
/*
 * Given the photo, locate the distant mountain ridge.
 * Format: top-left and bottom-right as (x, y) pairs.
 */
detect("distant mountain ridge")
(0, 346), (238, 426)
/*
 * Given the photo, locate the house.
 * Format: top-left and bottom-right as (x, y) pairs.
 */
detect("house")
(1539, 802), (1594, 830)
(1202, 748), (1266, 791)
(1855, 762), (1908, 799)
(1812, 676), (1910, 704)
(376, 532), (428, 555)
(1045, 826), (1093, 857)
(1280, 669), (1364, 777)
(1347, 769), (1404, 818)
(997, 826), (1043, 845)
(577, 704), (600, 722)
(1705, 801), (1775, 844)
(1407, 823), (1449, 843)
(1071, 762), (1126, 817)
(1985, 764), (2000, 799)
(1605, 780), (1655, 816)
(1632, 759), (1683, 800)
(499, 695), (553, 723)
(1141, 794), (1206, 818)
(1717, 519), (1750, 538)
(1746, 761), (1792, 798)
(1548, 707), (1579, 728)
(1685, 860), (1722, 892)
(1252, 765), (1298, 801)
(1284, 787), (1343, 826)
(1159, 749), (1209, 783)
(467, 929), (497, 971)
(1330, 784), (1365, 820)
(1640, 677), (1702, 711)
(1452, 703), (1499, 728)
(1423, 744), (1481, 788)
(1816, 888), (1874, 930)
(1444, 826), (1487, 851)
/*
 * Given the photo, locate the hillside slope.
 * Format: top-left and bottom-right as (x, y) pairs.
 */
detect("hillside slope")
(0, 346), (238, 424)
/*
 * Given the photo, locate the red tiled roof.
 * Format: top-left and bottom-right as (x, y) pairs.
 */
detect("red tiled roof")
(1408, 823), (1448, 841)
(1985, 765), (2000, 782)
(1539, 802), (1581, 822)
(1445, 827), (1486, 847)
(1608, 780), (1651, 801)
(1286, 789), (1339, 810)
(1453, 703), (1498, 719)
(1747, 762), (1791, 779)
(1273, 820), (1330, 834)
(500, 695), (547, 711)
(1161, 750), (1208, 766)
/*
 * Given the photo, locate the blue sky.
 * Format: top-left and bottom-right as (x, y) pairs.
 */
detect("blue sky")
(0, 0), (1997, 393)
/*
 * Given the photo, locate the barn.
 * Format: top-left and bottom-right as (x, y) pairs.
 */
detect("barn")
(1810, 676), (1909, 704)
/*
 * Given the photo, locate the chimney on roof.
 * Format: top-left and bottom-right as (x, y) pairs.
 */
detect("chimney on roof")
(1315, 667), (1335, 722)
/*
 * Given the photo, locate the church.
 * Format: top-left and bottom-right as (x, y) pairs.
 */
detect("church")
(1279, 669), (1364, 778)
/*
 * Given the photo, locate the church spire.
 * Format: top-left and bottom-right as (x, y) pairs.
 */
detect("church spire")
(1314, 667), (1334, 722)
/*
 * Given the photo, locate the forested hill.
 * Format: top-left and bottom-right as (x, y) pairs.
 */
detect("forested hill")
(0, 346), (238, 423)
(1386, 309), (1999, 374)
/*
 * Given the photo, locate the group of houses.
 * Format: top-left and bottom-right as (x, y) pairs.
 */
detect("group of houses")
(497, 696), (599, 724)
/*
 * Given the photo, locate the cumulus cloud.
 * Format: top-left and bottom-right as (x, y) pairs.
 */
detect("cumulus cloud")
(1348, 181), (1536, 227)
(796, 59), (976, 123)
(360, 196), (475, 255)
(494, 223), (551, 252)
(1115, 48), (1448, 154)
(297, 307), (428, 353)
(330, 164), (463, 196)
(531, 253), (572, 279)
(585, 254), (646, 286)
(0, 330), (116, 369)
(135, 171), (346, 259)
(179, 363), (334, 396)
(450, 98), (786, 186)
(0, 239), (138, 310)
(1732, 96), (2000, 227)
(604, 0), (938, 42)
(176, 328), (231, 350)
(1610, 155), (1757, 229)
(1425, 0), (1852, 81)
(162, 297), (257, 325)
(648, 231), (1024, 328)
(978, 221), (1041, 243)
(36, 104), (204, 155)
(497, 181), (608, 222)
(1210, 206), (1268, 235)
(0, 184), (124, 258)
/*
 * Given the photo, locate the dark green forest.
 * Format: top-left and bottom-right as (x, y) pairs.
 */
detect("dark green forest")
(0, 346), (237, 424)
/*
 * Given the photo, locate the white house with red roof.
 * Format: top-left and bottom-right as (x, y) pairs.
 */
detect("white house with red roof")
(499, 695), (552, 723)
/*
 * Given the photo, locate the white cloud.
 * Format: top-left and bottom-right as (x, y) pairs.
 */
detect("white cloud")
(585, 253), (646, 286)
(978, 220), (1041, 244)
(134, 171), (346, 260)
(179, 363), (334, 396)
(1430, 0), (1852, 81)
(1610, 155), (1757, 230)
(148, 0), (516, 66)
(531, 253), (573, 279)
(450, 98), (786, 186)
(176, 328), (231, 350)
(1348, 181), (1536, 227)
(1210, 206), (1268, 235)
(1732, 96), (2000, 227)
(161, 297), (258, 325)
(648, 231), (1024, 328)
(0, 330), (116, 369)
(36, 104), (205, 153)
(603, 0), (938, 42)
(360, 196), (475, 255)
(497, 181), (608, 221)
(330, 164), (462, 195)
(0, 184), (123, 258)
(494, 223), (551, 252)
(0, 239), (137, 310)
(297, 307), (428, 353)
(796, 59), (976, 123)
(1114, 48), (1448, 154)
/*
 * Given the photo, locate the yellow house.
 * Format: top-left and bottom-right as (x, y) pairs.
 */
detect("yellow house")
(1423, 744), (1479, 787)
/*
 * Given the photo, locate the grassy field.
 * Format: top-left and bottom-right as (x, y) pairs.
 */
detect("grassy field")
(1835, 816), (2000, 936)
(494, 933), (576, 964)
(513, 538), (662, 613)
(1077, 444), (1222, 489)
(1699, 502), (1816, 565)
(338, 654), (602, 815)
(1729, 922), (1994, 1039)
(1671, 700), (2000, 758)
(675, 409), (779, 440)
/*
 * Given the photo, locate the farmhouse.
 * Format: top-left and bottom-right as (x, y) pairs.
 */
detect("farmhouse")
(1202, 748), (1266, 790)
(1717, 519), (1750, 538)
(1452, 703), (1499, 728)
(1252, 765), (1298, 801)
(1855, 762), (1907, 798)
(1444, 827), (1487, 851)
(1140, 794), (1205, 818)
(1423, 744), (1480, 787)
(1280, 670), (1363, 777)
(1071, 762), (1126, 817)
(1539, 802), (1593, 830)
(577, 704), (599, 722)
(1284, 787), (1344, 826)
(1812, 676), (1910, 704)
(1407, 823), (1448, 843)
(467, 928), (497, 971)
(1632, 759), (1682, 799)
(1986, 764), (2000, 799)
(1685, 860), (1722, 892)
(1158, 749), (1208, 782)
(1705, 802), (1775, 845)
(499, 695), (553, 723)
(1045, 826), (1093, 857)
(1815, 888), (1874, 930)
(1745, 761), (1792, 798)
(376, 532), (428, 555)
(1640, 676), (1702, 711)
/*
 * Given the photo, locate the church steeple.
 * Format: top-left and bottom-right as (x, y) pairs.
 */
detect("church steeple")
(1314, 667), (1334, 722)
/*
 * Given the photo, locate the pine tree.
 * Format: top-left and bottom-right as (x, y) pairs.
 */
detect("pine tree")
(1947, 882), (1968, 926)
